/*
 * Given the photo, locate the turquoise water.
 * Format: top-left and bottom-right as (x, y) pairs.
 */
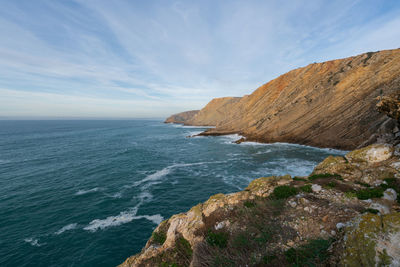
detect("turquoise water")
(0, 120), (345, 266)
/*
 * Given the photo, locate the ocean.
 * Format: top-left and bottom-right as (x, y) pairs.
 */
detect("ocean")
(0, 120), (346, 266)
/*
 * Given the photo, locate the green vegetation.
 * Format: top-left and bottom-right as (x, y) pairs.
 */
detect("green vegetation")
(356, 187), (384, 200)
(285, 239), (333, 266)
(273, 185), (298, 199)
(232, 232), (249, 248)
(364, 208), (379, 214)
(300, 184), (312, 193)
(380, 178), (400, 204)
(152, 230), (167, 245)
(262, 254), (278, 264)
(326, 181), (337, 188)
(344, 191), (357, 198)
(308, 173), (342, 181)
(243, 200), (256, 208)
(355, 181), (371, 187)
(176, 236), (192, 258)
(206, 230), (229, 248)
(293, 177), (307, 182)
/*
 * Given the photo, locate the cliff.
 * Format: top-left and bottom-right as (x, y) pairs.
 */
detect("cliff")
(120, 143), (400, 266)
(165, 110), (200, 124)
(170, 49), (400, 150)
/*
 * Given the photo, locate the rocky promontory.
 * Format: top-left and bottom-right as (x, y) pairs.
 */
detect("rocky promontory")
(165, 110), (200, 124)
(120, 143), (400, 266)
(168, 49), (400, 150)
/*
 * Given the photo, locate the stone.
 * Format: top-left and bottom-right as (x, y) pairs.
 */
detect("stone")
(288, 200), (297, 208)
(340, 213), (400, 267)
(312, 184), (322, 193)
(345, 144), (393, 164)
(369, 202), (390, 215)
(383, 188), (398, 202)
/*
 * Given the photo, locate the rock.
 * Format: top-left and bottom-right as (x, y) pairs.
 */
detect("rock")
(288, 200), (297, 208)
(345, 144), (393, 164)
(339, 213), (400, 266)
(164, 110), (199, 124)
(312, 184), (322, 193)
(369, 202), (391, 215)
(298, 197), (309, 205)
(383, 188), (398, 202)
(233, 137), (246, 144)
(166, 49), (400, 150)
(336, 222), (347, 230)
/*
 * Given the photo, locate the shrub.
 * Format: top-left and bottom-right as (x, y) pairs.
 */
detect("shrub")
(176, 236), (192, 258)
(243, 200), (256, 208)
(206, 230), (228, 248)
(364, 208), (379, 214)
(263, 254), (277, 264)
(152, 230), (167, 245)
(344, 191), (357, 198)
(273, 185), (298, 199)
(293, 177), (307, 182)
(300, 184), (312, 193)
(326, 181), (337, 188)
(308, 173), (342, 181)
(285, 239), (332, 266)
(355, 181), (371, 187)
(356, 187), (384, 200)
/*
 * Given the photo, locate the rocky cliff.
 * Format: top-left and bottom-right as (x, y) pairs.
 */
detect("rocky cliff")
(120, 143), (400, 267)
(165, 110), (200, 124)
(169, 49), (400, 150)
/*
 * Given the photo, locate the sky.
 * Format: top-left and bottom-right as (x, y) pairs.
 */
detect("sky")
(0, 0), (399, 119)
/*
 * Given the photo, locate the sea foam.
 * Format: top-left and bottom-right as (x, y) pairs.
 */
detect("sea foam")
(24, 237), (43, 247)
(84, 207), (163, 232)
(75, 187), (100, 196)
(55, 223), (78, 235)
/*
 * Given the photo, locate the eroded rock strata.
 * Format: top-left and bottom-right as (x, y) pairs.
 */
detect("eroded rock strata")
(120, 144), (400, 266)
(168, 49), (400, 150)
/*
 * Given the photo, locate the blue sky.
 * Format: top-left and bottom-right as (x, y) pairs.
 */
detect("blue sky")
(0, 0), (399, 118)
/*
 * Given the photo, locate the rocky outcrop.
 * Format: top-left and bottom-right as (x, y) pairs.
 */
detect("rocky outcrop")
(186, 97), (241, 126)
(165, 110), (200, 124)
(168, 49), (400, 150)
(120, 144), (400, 267)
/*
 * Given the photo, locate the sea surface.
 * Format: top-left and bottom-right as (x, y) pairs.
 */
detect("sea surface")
(0, 120), (346, 266)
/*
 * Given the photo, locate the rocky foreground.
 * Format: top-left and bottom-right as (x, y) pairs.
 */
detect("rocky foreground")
(166, 49), (400, 150)
(120, 143), (400, 267)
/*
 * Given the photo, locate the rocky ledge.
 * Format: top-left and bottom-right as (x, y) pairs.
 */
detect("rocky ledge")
(120, 143), (400, 266)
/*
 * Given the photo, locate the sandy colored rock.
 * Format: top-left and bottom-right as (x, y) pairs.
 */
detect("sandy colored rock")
(345, 144), (394, 163)
(168, 49), (400, 150)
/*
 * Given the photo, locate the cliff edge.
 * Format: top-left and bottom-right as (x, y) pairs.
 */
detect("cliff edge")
(120, 143), (400, 266)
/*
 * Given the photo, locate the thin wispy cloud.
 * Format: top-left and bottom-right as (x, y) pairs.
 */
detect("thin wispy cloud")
(0, 0), (399, 118)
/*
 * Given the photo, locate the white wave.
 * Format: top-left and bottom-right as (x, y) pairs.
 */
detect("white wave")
(133, 167), (172, 188)
(255, 158), (317, 177)
(84, 207), (163, 232)
(255, 149), (272, 154)
(138, 191), (153, 202)
(75, 187), (100, 196)
(111, 192), (122, 199)
(55, 223), (78, 235)
(186, 131), (203, 137)
(0, 159), (11, 164)
(138, 214), (163, 225)
(218, 134), (245, 144)
(24, 237), (43, 247)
